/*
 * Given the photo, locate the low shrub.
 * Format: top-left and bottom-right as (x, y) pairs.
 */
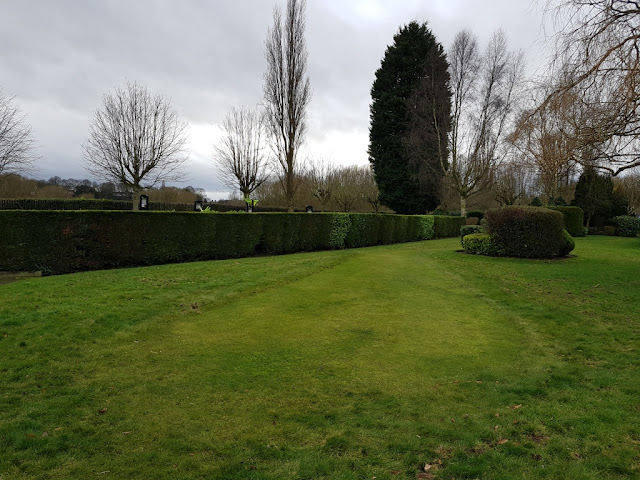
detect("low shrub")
(466, 210), (484, 221)
(546, 206), (585, 237)
(613, 215), (640, 237)
(603, 225), (616, 236)
(460, 225), (482, 246)
(484, 206), (569, 258)
(462, 233), (504, 256)
(559, 229), (576, 257)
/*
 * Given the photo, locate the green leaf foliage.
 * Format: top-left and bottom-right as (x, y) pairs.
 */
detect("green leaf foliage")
(462, 232), (505, 256)
(460, 225), (482, 246)
(0, 211), (463, 275)
(484, 206), (572, 258)
(369, 21), (451, 214)
(546, 206), (585, 237)
(612, 215), (640, 237)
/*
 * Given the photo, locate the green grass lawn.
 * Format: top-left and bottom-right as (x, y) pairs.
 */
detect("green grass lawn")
(1, 236), (639, 479)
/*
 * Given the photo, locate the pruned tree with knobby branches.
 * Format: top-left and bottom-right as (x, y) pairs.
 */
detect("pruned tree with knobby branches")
(83, 81), (188, 209)
(214, 106), (269, 204)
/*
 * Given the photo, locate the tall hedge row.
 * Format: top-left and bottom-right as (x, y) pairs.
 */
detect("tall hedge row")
(546, 206), (585, 237)
(0, 211), (464, 275)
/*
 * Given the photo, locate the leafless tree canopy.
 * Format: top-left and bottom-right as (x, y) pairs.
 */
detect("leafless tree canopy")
(510, 86), (580, 199)
(307, 157), (334, 209)
(0, 89), (36, 175)
(444, 30), (524, 215)
(83, 81), (188, 204)
(263, 0), (311, 212)
(214, 106), (269, 201)
(544, 0), (640, 174)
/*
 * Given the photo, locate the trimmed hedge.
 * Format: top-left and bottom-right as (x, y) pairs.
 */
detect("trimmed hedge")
(433, 215), (466, 239)
(460, 225), (482, 246)
(0, 211), (463, 275)
(546, 206), (585, 237)
(462, 233), (505, 256)
(0, 198), (302, 213)
(613, 215), (640, 237)
(484, 206), (573, 258)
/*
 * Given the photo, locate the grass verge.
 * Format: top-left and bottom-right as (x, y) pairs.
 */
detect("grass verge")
(1, 236), (639, 479)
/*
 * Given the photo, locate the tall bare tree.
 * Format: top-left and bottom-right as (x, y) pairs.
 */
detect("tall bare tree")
(493, 161), (536, 206)
(307, 157), (334, 211)
(263, 0), (311, 212)
(0, 89), (36, 175)
(510, 86), (580, 200)
(441, 29), (524, 216)
(84, 81), (188, 209)
(543, 0), (640, 175)
(214, 106), (269, 203)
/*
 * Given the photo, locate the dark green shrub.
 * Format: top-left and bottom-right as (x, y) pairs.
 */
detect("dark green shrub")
(345, 214), (379, 248)
(460, 225), (482, 246)
(0, 211), (461, 275)
(466, 210), (484, 221)
(462, 233), (504, 256)
(613, 216), (640, 237)
(530, 197), (542, 207)
(484, 206), (568, 258)
(603, 225), (616, 236)
(433, 215), (466, 239)
(546, 206), (585, 237)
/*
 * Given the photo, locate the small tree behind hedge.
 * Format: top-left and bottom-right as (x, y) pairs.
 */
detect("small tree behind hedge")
(484, 206), (568, 258)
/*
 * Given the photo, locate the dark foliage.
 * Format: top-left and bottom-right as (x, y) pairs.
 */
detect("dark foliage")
(613, 216), (640, 237)
(571, 166), (627, 226)
(369, 21), (451, 214)
(484, 206), (571, 258)
(466, 210), (484, 220)
(0, 212), (463, 275)
(546, 206), (585, 237)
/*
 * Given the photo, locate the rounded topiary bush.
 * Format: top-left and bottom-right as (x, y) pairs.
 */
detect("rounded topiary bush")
(484, 206), (573, 258)
(460, 224), (482, 246)
(462, 233), (505, 256)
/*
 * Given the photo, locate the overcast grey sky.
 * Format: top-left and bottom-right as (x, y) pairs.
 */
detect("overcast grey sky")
(0, 0), (548, 199)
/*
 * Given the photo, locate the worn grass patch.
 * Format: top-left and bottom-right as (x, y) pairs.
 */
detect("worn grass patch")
(1, 236), (639, 479)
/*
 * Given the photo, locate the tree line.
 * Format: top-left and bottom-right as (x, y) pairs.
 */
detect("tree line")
(1, 0), (639, 216)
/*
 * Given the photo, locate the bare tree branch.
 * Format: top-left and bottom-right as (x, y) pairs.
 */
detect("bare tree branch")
(542, 0), (640, 174)
(262, 0), (311, 212)
(83, 81), (188, 208)
(442, 30), (524, 215)
(0, 89), (37, 175)
(213, 106), (269, 202)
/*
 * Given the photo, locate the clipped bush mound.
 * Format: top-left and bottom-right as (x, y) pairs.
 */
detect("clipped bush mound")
(465, 206), (575, 258)
(462, 233), (505, 256)
(546, 206), (585, 237)
(460, 225), (482, 246)
(613, 215), (640, 237)
(0, 211), (464, 275)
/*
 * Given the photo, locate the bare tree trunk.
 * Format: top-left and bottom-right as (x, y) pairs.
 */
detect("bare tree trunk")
(132, 188), (140, 211)
(460, 196), (467, 218)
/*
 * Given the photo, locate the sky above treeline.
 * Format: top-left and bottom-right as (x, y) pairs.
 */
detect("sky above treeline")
(1, 0), (551, 200)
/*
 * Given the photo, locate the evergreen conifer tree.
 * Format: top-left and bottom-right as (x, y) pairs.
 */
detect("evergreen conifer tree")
(369, 21), (451, 214)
